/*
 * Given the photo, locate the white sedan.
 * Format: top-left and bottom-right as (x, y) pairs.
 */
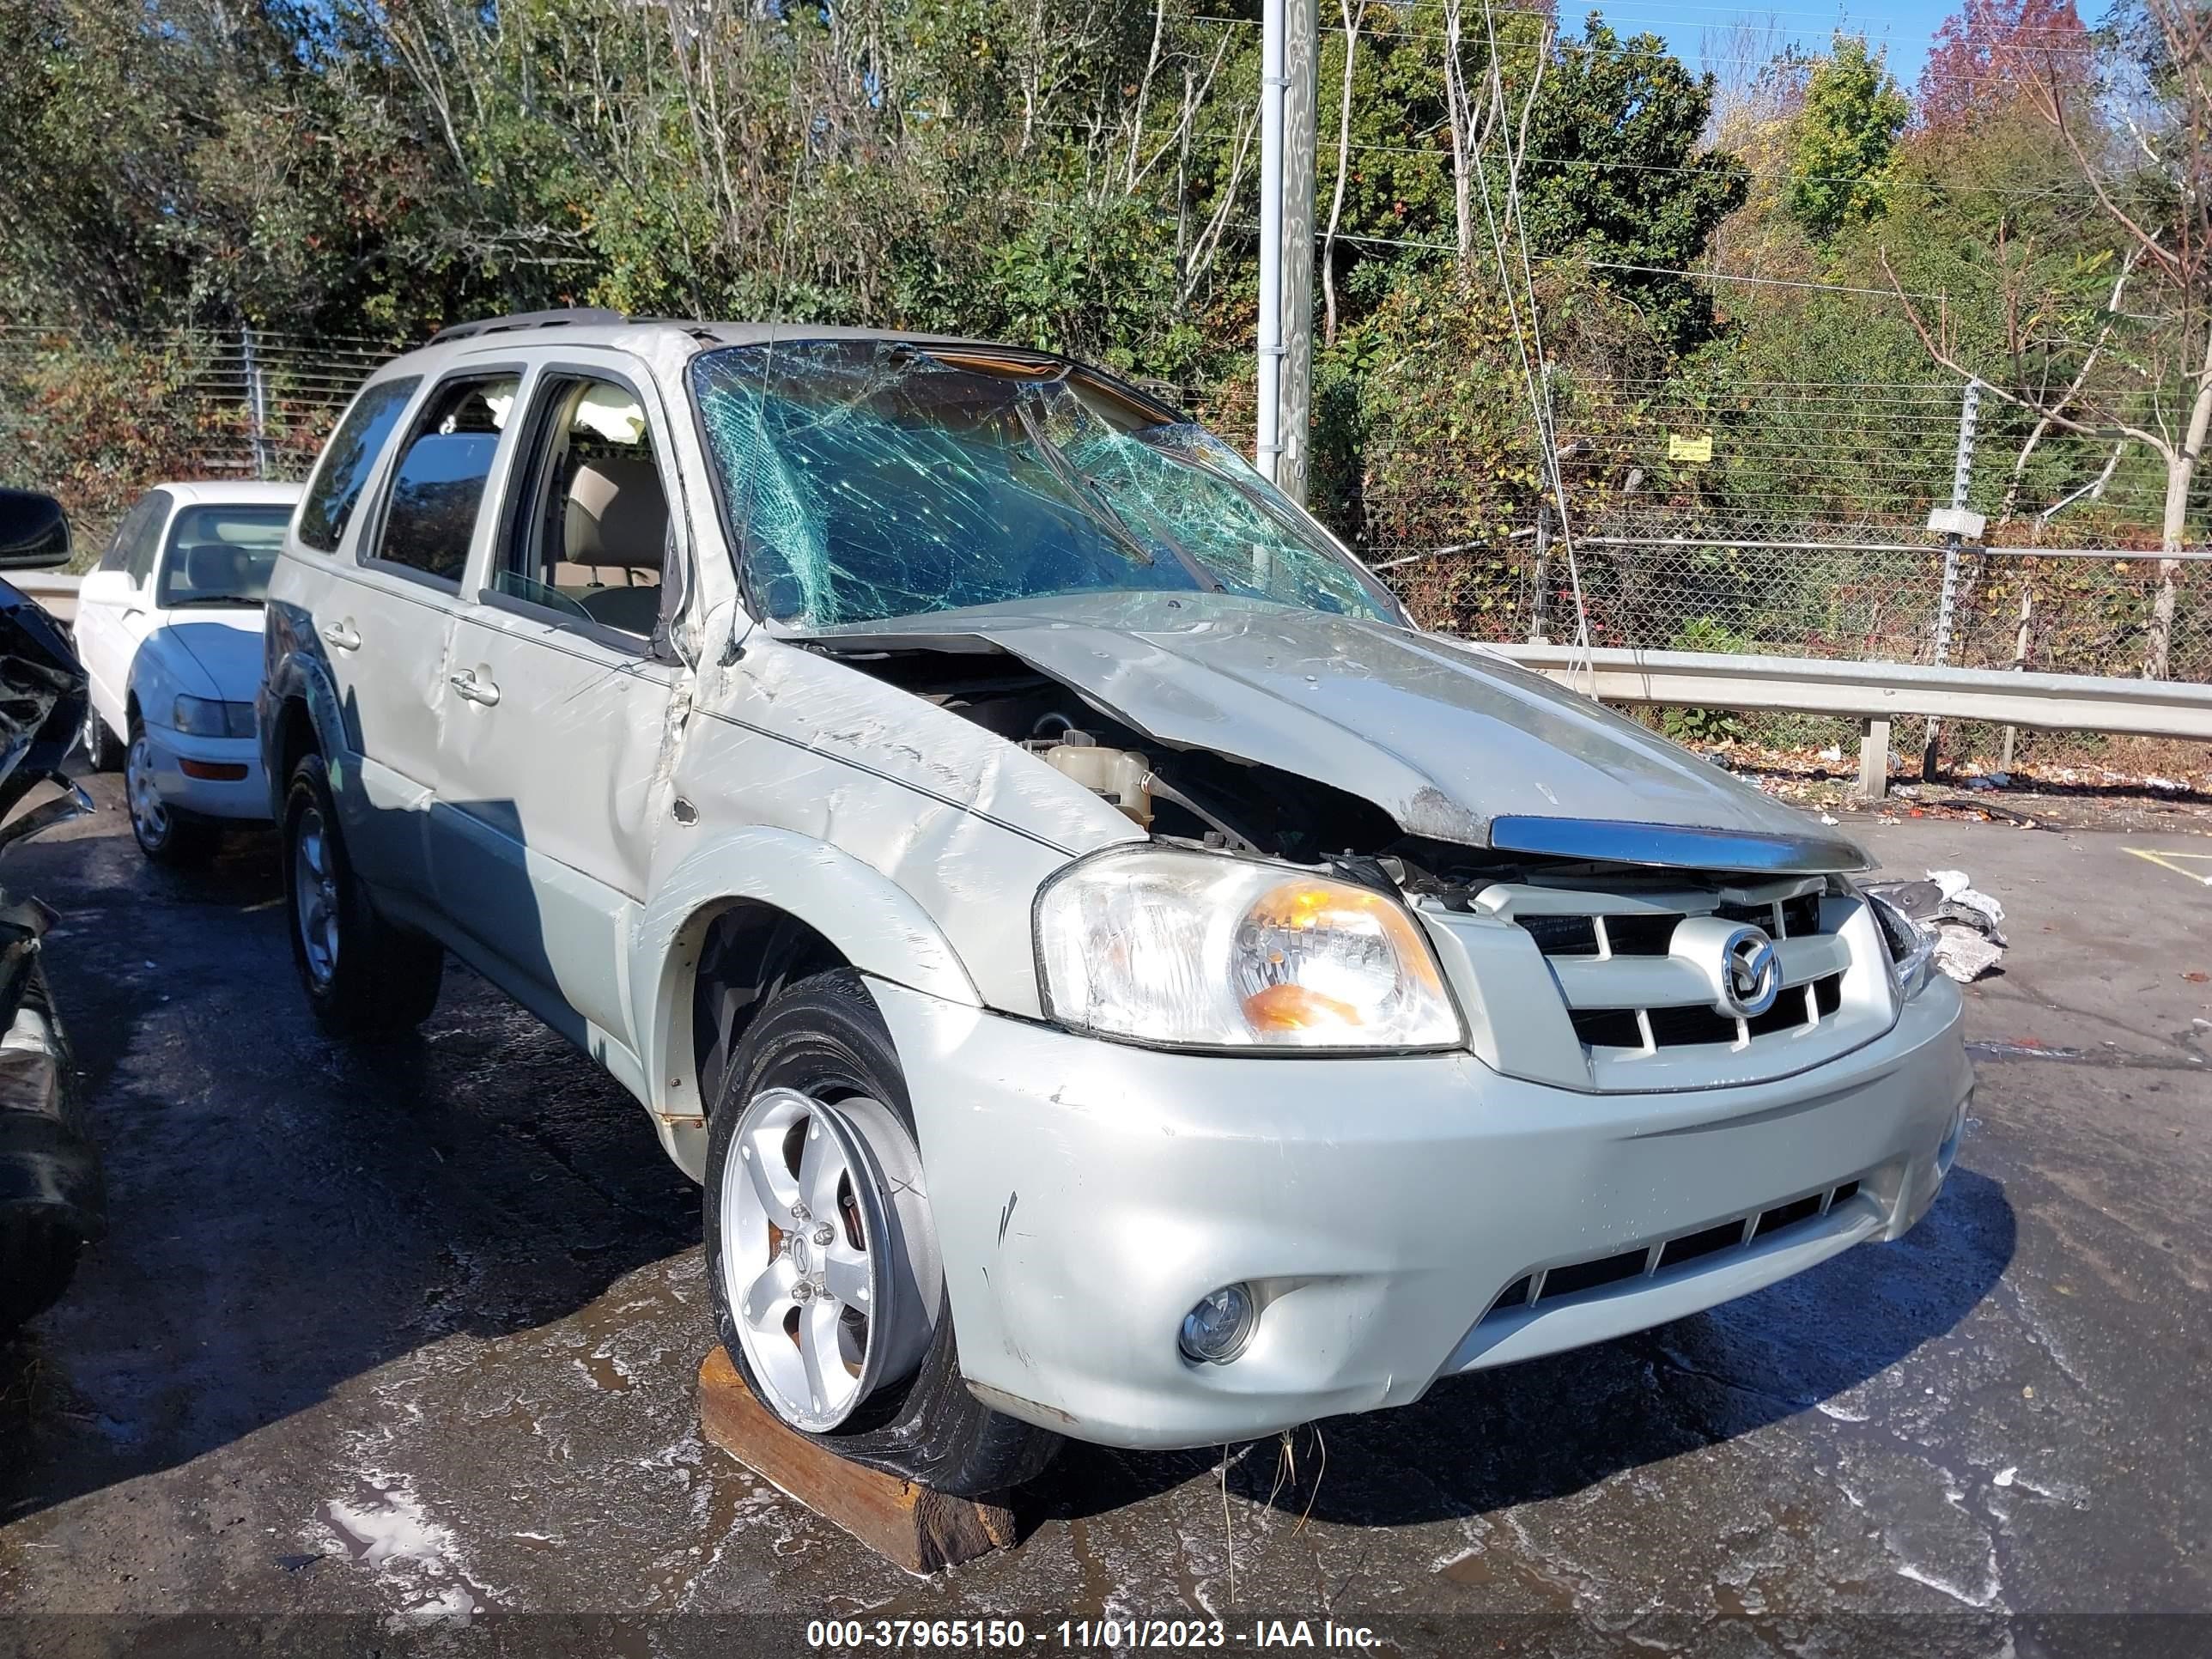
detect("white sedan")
(76, 481), (301, 864)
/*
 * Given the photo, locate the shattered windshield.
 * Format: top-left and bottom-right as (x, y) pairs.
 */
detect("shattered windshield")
(690, 340), (1397, 629)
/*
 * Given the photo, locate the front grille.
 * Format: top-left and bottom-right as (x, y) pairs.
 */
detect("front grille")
(1498, 872), (1856, 1060)
(1570, 971), (1846, 1050)
(1516, 887), (1826, 963)
(1479, 1177), (1868, 1324)
(1520, 914), (1599, 956)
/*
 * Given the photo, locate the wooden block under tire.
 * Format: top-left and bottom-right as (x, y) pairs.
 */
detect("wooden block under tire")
(697, 1346), (1018, 1574)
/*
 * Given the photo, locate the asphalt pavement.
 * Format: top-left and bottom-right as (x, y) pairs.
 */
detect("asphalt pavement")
(1, 775), (2207, 1656)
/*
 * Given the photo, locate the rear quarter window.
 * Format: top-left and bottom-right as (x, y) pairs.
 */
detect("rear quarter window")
(297, 376), (422, 553)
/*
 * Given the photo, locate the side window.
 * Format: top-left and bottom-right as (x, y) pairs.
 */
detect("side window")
(370, 374), (520, 588)
(494, 376), (670, 640)
(122, 497), (168, 586)
(97, 495), (162, 576)
(298, 376), (421, 554)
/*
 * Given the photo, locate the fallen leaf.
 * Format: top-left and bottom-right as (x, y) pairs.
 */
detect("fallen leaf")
(2184, 971), (2209, 984)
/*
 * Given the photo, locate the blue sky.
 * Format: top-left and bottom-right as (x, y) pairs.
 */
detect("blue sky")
(1587, 3), (1955, 94)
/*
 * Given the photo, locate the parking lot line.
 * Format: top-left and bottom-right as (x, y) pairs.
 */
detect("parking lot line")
(2123, 847), (2212, 887)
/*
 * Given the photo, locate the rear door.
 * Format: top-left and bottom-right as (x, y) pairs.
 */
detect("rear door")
(307, 368), (524, 905)
(432, 357), (685, 1054)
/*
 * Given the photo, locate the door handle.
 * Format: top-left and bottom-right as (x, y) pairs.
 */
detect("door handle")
(320, 620), (362, 652)
(448, 669), (501, 707)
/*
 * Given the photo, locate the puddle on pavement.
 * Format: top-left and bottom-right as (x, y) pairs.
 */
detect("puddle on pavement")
(1436, 1546), (1581, 1611)
(579, 1348), (633, 1395)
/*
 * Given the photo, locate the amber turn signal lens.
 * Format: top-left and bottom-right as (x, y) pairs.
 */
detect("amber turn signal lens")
(1242, 981), (1362, 1030)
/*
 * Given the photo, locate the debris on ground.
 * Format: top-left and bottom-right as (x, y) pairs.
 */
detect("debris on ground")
(1686, 737), (2212, 834)
(1863, 869), (2009, 982)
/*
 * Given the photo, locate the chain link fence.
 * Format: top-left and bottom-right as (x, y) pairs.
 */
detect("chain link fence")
(1349, 374), (2212, 700)
(0, 323), (391, 553)
(1383, 537), (2212, 688)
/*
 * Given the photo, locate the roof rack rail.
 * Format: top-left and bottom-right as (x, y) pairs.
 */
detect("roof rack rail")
(427, 307), (627, 345)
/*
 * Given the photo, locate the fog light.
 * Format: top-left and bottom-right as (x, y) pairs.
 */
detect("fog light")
(1179, 1283), (1255, 1364)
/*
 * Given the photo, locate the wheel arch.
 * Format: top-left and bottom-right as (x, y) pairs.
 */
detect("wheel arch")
(258, 641), (349, 819)
(267, 695), (319, 811)
(633, 830), (981, 1178)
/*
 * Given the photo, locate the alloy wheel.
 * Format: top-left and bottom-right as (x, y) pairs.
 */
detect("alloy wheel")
(718, 1086), (937, 1432)
(125, 734), (169, 847)
(292, 804), (341, 988)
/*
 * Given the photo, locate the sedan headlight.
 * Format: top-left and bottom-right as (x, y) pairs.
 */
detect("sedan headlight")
(172, 695), (255, 738)
(1036, 848), (1464, 1051)
(1863, 888), (1936, 1000)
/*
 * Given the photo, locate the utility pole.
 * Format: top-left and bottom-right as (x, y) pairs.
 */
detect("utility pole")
(1276, 0), (1317, 505)
(1256, 0), (1318, 501)
(1922, 377), (1984, 781)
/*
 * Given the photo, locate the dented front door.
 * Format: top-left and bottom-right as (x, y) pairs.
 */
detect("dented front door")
(434, 605), (673, 1050)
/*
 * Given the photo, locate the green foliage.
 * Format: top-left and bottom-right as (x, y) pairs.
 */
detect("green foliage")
(1519, 15), (1749, 347)
(1787, 36), (1912, 240)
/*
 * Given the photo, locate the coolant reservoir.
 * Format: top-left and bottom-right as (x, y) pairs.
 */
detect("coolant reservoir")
(1041, 738), (1153, 826)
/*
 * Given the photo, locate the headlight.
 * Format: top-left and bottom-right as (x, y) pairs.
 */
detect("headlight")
(172, 695), (255, 738)
(1035, 848), (1463, 1051)
(1863, 889), (1936, 1000)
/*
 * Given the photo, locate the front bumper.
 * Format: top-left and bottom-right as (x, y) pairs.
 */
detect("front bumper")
(876, 975), (1972, 1451)
(143, 726), (268, 822)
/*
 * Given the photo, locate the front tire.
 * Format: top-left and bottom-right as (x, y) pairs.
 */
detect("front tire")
(282, 751), (444, 1037)
(0, 1217), (82, 1334)
(703, 969), (1060, 1497)
(125, 718), (218, 867)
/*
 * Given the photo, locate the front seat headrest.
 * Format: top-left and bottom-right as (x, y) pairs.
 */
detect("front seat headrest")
(564, 459), (668, 572)
(182, 542), (247, 593)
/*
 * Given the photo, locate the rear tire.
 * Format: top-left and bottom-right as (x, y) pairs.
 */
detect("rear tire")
(703, 968), (1060, 1498)
(282, 751), (444, 1037)
(78, 702), (120, 772)
(125, 719), (219, 867)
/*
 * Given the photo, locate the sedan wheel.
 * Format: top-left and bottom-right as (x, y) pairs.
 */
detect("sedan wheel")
(717, 1085), (938, 1433)
(291, 802), (342, 989)
(125, 732), (171, 849)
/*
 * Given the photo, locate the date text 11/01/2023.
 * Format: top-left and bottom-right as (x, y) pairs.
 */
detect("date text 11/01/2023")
(805, 1620), (1384, 1649)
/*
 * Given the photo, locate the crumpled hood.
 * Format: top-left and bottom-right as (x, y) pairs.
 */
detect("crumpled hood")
(805, 592), (1868, 872)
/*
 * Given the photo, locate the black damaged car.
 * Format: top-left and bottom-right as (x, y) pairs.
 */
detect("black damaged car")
(0, 488), (103, 1333)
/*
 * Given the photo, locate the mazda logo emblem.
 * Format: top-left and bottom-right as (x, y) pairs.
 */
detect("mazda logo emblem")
(1721, 927), (1781, 1018)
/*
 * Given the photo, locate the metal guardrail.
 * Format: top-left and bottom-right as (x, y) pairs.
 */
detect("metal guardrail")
(1472, 641), (2212, 797)
(9, 572), (77, 625)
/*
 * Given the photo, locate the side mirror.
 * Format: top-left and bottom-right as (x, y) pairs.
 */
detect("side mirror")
(0, 489), (71, 570)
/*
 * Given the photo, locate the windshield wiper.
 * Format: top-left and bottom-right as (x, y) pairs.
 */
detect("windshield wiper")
(1013, 392), (1224, 594)
(164, 594), (265, 608)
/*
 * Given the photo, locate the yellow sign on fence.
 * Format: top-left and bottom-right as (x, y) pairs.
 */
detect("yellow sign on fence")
(1668, 433), (1713, 463)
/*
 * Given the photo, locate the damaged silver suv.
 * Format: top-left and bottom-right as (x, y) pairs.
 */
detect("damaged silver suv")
(260, 313), (1972, 1495)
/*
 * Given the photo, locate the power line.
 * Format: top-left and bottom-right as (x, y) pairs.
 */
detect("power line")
(1026, 112), (2099, 203)
(1188, 15), (2112, 76)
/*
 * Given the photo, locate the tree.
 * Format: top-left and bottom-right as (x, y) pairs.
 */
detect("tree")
(1786, 36), (1911, 240)
(1518, 15), (1749, 347)
(1920, 0), (2090, 132)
